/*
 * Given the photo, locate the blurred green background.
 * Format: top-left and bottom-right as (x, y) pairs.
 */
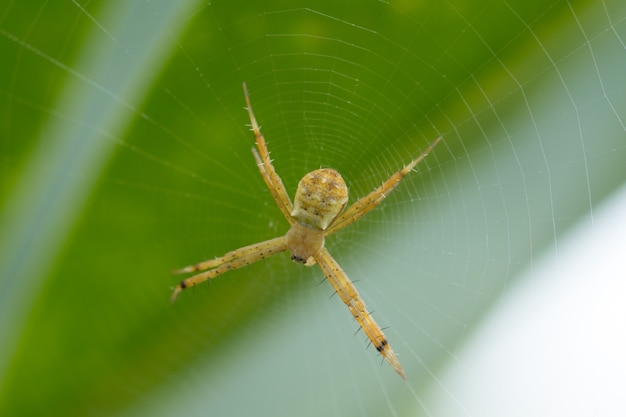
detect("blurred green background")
(1, 0), (625, 416)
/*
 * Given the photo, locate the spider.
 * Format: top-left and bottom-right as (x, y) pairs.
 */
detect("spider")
(171, 82), (442, 379)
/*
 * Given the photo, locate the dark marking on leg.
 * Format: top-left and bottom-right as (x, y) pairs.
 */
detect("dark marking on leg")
(376, 339), (388, 352)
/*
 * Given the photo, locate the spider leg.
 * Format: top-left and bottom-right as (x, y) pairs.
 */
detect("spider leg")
(325, 136), (442, 236)
(243, 82), (295, 225)
(313, 247), (406, 379)
(171, 236), (288, 302)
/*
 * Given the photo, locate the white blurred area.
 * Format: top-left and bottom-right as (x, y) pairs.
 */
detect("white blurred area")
(428, 184), (626, 417)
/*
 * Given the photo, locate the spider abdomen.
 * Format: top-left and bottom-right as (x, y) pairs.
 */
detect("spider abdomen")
(291, 168), (348, 230)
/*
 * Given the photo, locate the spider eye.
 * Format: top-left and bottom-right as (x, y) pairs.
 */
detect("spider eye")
(289, 253), (316, 266)
(291, 169), (348, 230)
(291, 254), (306, 263)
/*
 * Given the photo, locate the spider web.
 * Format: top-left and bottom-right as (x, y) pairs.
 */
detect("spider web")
(1, 0), (625, 416)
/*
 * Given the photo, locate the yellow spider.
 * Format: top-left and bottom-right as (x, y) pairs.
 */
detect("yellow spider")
(171, 82), (442, 379)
